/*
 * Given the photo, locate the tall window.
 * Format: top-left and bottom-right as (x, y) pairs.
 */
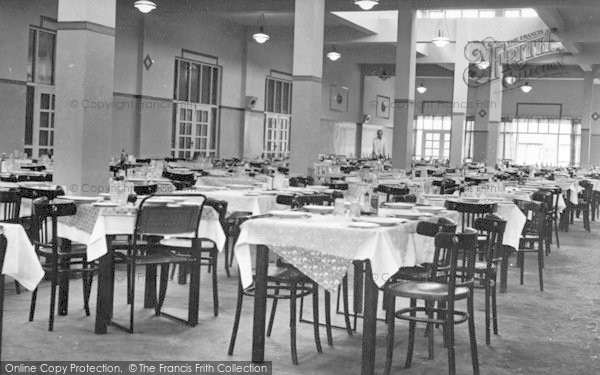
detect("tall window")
(25, 27), (56, 158)
(498, 117), (581, 166)
(263, 76), (292, 159)
(172, 58), (220, 158)
(413, 115), (451, 160)
(464, 118), (475, 160)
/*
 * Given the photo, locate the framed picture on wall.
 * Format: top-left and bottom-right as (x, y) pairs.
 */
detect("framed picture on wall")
(376, 95), (390, 119)
(330, 85), (349, 112)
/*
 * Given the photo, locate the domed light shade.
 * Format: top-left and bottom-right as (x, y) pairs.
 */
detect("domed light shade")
(432, 30), (450, 47)
(520, 82), (533, 93)
(354, 0), (379, 10)
(252, 26), (270, 44)
(504, 75), (517, 85)
(416, 83), (427, 94)
(327, 47), (341, 61)
(134, 0), (156, 13)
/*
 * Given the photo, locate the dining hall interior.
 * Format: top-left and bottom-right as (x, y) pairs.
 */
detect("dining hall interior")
(1, 0), (600, 374)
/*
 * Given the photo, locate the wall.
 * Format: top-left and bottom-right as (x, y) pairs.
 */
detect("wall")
(0, 0), (57, 156)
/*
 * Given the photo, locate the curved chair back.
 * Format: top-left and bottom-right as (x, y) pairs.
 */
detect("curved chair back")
(444, 201), (497, 231)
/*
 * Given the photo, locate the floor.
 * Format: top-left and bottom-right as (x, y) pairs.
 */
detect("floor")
(3, 221), (600, 375)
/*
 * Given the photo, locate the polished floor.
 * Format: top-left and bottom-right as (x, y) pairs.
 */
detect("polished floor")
(3, 221), (600, 374)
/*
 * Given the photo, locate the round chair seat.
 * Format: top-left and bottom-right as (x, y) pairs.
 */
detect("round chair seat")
(386, 281), (470, 301)
(160, 237), (215, 249)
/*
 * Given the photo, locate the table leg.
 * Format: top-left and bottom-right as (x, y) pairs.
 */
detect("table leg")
(252, 245), (269, 363)
(144, 265), (157, 308)
(500, 245), (511, 294)
(361, 261), (378, 375)
(95, 236), (115, 334)
(58, 240), (71, 316)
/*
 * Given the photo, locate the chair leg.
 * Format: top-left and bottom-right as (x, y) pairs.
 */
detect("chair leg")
(48, 277), (57, 332)
(405, 298), (417, 369)
(554, 218), (560, 248)
(169, 264), (176, 281)
(341, 275), (353, 336)
(537, 243), (544, 292)
(266, 287), (279, 337)
(324, 290), (333, 346)
(427, 301), (435, 359)
(467, 294), (480, 375)
(383, 295), (396, 375)
(82, 271), (92, 317)
(492, 281), (498, 335)
(485, 281), (491, 345)
(189, 261), (200, 326)
(211, 250), (219, 316)
(224, 238), (231, 278)
(228, 283), (244, 356)
(129, 262), (136, 333)
(311, 284), (323, 354)
(289, 283), (298, 365)
(447, 303), (456, 375)
(127, 263), (132, 304)
(29, 288), (38, 322)
(156, 264), (169, 316)
(519, 252), (525, 285)
(15, 281), (21, 294)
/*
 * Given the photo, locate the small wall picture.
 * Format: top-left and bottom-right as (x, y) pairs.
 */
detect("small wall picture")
(330, 85), (349, 112)
(376, 95), (390, 119)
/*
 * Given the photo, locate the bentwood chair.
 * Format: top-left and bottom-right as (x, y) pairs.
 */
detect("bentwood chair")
(377, 185), (410, 202)
(0, 190), (23, 293)
(383, 230), (480, 375)
(532, 191), (555, 255)
(28, 198), (96, 331)
(513, 199), (545, 291)
(228, 221), (333, 365)
(113, 196), (205, 333)
(444, 201), (497, 232)
(472, 214), (507, 345)
(536, 187), (561, 249)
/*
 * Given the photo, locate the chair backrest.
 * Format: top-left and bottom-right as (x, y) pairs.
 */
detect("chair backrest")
(433, 229), (478, 298)
(473, 214), (507, 269)
(537, 187), (561, 214)
(377, 185), (409, 202)
(531, 190), (554, 216)
(134, 195), (205, 238)
(391, 193), (417, 203)
(444, 201), (497, 231)
(133, 183), (158, 196)
(0, 191), (21, 221)
(292, 193), (334, 208)
(513, 199), (544, 235)
(416, 217), (458, 237)
(578, 180), (593, 202)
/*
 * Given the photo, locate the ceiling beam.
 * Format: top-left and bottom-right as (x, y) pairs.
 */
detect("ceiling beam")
(535, 7), (582, 55)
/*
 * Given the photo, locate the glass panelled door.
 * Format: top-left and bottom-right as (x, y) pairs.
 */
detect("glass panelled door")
(422, 131), (450, 160)
(28, 86), (55, 158)
(173, 103), (212, 159)
(264, 113), (290, 158)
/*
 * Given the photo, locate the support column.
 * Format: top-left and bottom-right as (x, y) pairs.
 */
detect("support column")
(53, 0), (115, 194)
(485, 70), (503, 166)
(392, 3), (417, 169)
(289, 0), (325, 175)
(581, 70), (594, 166)
(449, 24), (469, 167)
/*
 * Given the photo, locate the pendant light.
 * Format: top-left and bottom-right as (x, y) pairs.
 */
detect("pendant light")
(133, 0), (156, 14)
(327, 46), (341, 61)
(520, 82), (533, 93)
(432, 17), (450, 47)
(504, 75), (517, 85)
(354, 0), (379, 10)
(416, 83), (427, 94)
(252, 14), (270, 44)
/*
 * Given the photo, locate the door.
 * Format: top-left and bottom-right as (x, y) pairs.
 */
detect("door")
(173, 103), (212, 159)
(422, 131), (450, 160)
(31, 85), (56, 158)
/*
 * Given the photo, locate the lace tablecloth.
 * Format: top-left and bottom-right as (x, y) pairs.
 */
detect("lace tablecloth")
(234, 212), (459, 291)
(0, 223), (44, 290)
(57, 202), (226, 261)
(202, 190), (281, 215)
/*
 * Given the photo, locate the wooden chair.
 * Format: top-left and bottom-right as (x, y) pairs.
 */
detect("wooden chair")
(383, 230), (480, 375)
(223, 211), (253, 275)
(532, 191), (555, 255)
(513, 199), (545, 291)
(28, 198), (96, 331)
(444, 201), (497, 231)
(0, 191), (23, 294)
(377, 185), (409, 202)
(536, 187), (561, 249)
(112, 196), (205, 332)
(472, 214), (507, 345)
(228, 225), (332, 365)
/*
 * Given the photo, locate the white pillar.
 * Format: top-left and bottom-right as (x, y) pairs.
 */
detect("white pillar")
(449, 24), (469, 167)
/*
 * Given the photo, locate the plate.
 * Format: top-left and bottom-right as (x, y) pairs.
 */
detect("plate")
(226, 184), (256, 190)
(354, 217), (404, 226)
(192, 185), (225, 191)
(59, 196), (100, 203)
(145, 198), (175, 205)
(348, 221), (380, 229)
(393, 211), (432, 219)
(383, 202), (414, 209)
(304, 205), (335, 214)
(267, 210), (311, 219)
(414, 206), (446, 213)
(92, 202), (119, 207)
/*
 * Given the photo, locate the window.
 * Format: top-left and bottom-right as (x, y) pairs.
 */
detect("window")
(504, 9), (521, 18)
(25, 27), (56, 158)
(498, 118), (581, 166)
(521, 8), (538, 17)
(479, 10), (496, 18)
(172, 57), (220, 158)
(413, 115), (451, 160)
(462, 10), (479, 18)
(464, 118), (475, 159)
(445, 10), (462, 18)
(263, 76), (292, 159)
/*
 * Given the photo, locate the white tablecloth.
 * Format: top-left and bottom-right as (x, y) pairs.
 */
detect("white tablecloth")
(0, 223), (44, 291)
(234, 211), (460, 291)
(57, 202), (226, 262)
(202, 190), (280, 215)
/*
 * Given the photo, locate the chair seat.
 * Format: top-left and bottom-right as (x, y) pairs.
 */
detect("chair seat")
(160, 237), (216, 249)
(126, 252), (197, 265)
(390, 266), (430, 282)
(37, 240), (88, 258)
(386, 281), (470, 301)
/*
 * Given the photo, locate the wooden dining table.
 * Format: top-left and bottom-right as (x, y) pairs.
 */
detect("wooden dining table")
(234, 210), (460, 375)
